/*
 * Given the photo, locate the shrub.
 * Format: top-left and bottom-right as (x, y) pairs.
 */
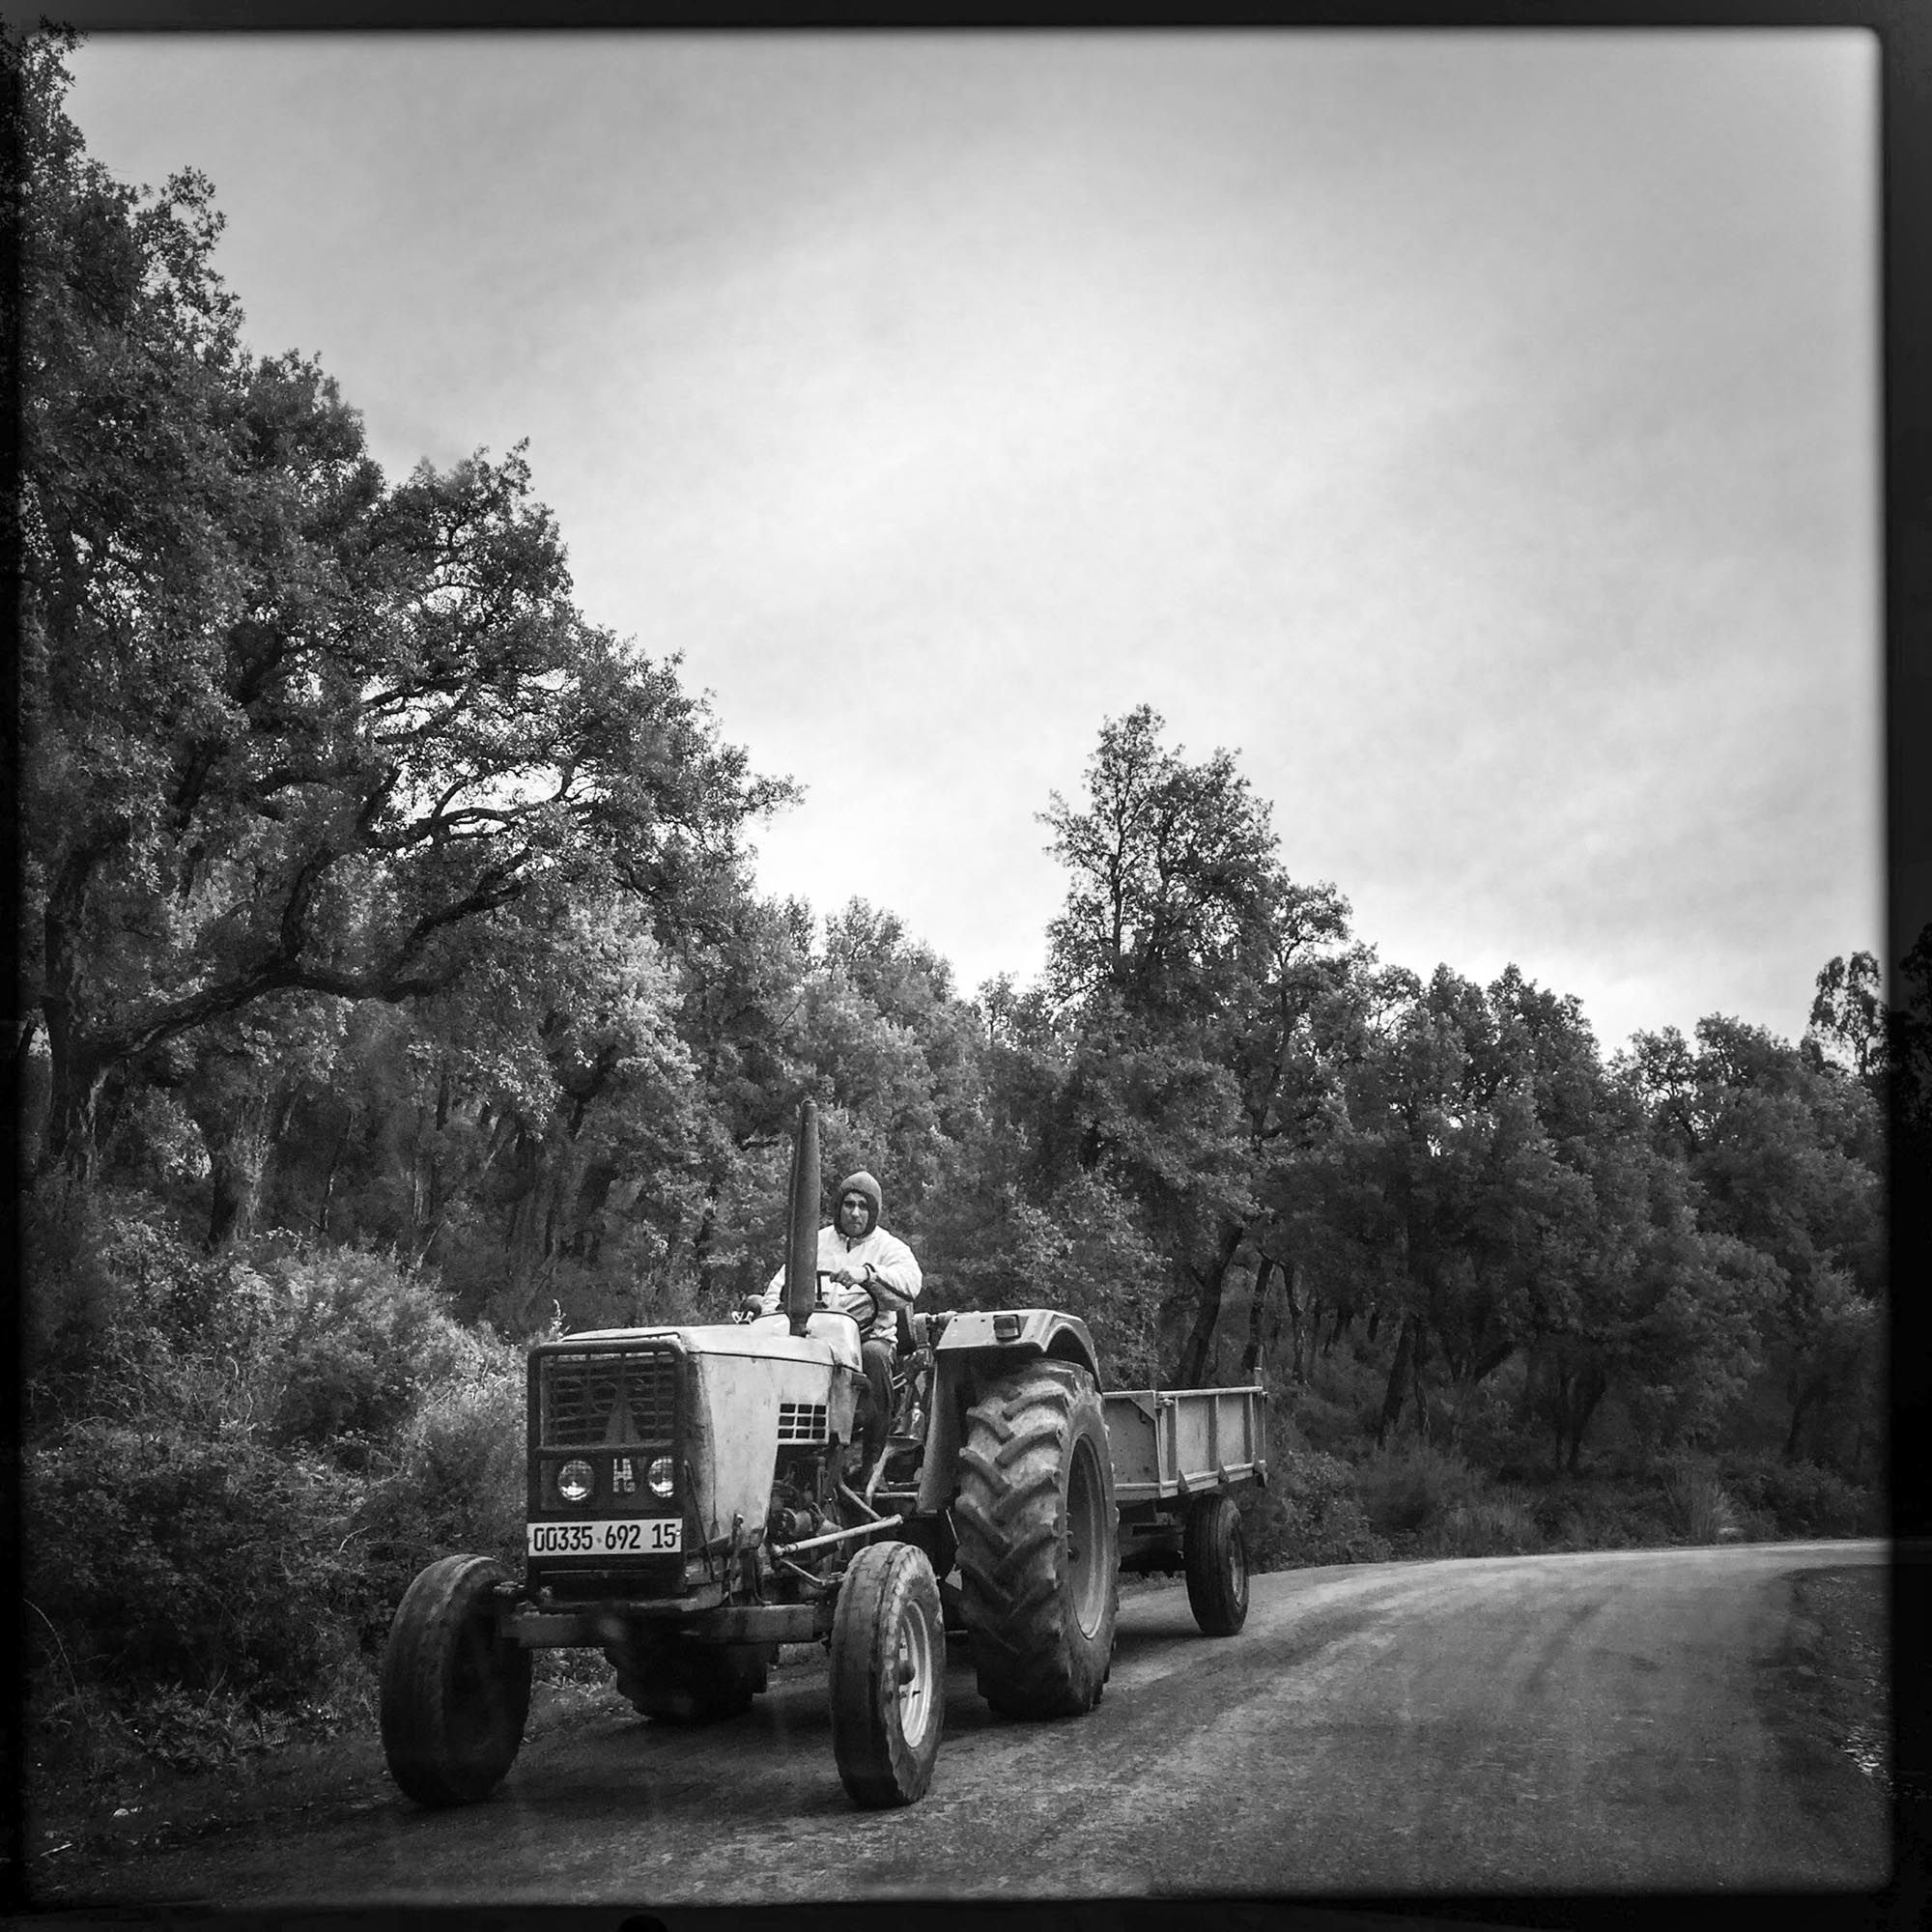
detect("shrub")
(1280, 1383), (1366, 1457)
(23, 1190), (273, 1432)
(1418, 1485), (1541, 1559)
(1353, 1439), (1475, 1545)
(24, 1421), (365, 1703)
(355, 1349), (526, 1643)
(1662, 1456), (1743, 1544)
(23, 1203), (535, 1744)
(1243, 1452), (1391, 1570)
(1525, 1477), (1676, 1551)
(255, 1246), (479, 1463)
(1719, 1456), (1879, 1538)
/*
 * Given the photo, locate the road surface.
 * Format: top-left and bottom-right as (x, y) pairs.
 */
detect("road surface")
(34, 1540), (1892, 1909)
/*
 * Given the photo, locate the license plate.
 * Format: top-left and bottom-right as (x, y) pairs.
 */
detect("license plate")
(527, 1518), (683, 1558)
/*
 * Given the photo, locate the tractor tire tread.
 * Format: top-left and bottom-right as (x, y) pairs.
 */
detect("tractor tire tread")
(954, 1360), (1119, 1719)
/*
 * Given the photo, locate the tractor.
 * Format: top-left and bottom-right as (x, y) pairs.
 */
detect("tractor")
(379, 1099), (1265, 1808)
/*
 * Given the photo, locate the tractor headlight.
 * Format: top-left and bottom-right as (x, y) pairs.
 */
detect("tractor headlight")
(556, 1459), (594, 1505)
(647, 1456), (675, 1499)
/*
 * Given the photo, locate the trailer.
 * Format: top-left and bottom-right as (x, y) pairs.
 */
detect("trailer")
(1105, 1383), (1268, 1634)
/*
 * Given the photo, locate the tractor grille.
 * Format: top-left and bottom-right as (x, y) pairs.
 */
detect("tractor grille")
(540, 1349), (677, 1448)
(778, 1402), (827, 1443)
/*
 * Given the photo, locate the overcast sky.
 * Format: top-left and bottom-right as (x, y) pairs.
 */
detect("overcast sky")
(65, 28), (1881, 1058)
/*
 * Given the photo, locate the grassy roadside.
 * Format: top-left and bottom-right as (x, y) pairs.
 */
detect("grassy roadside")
(1757, 1564), (1892, 1802)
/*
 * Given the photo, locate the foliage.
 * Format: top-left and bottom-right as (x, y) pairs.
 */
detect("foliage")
(1717, 1455), (1880, 1539)
(1352, 1440), (1481, 1545)
(1660, 1455), (1743, 1544)
(355, 1350), (528, 1634)
(16, 34), (788, 1186)
(21, 1188), (526, 1722)
(1416, 1486), (1541, 1560)
(1241, 1453), (1391, 1570)
(25, 1420), (366, 1701)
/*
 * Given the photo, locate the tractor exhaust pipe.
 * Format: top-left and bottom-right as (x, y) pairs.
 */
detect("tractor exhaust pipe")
(783, 1098), (821, 1337)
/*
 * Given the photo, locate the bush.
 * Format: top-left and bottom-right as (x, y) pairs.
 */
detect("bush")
(355, 1348), (527, 1643)
(255, 1246), (481, 1463)
(1417, 1486), (1541, 1559)
(1662, 1456), (1743, 1544)
(23, 1190), (273, 1432)
(24, 1421), (365, 1703)
(1281, 1383), (1367, 1457)
(1524, 1477), (1677, 1551)
(22, 1200), (538, 1752)
(1719, 1456), (1880, 1538)
(1243, 1452), (1391, 1570)
(1353, 1439), (1475, 1545)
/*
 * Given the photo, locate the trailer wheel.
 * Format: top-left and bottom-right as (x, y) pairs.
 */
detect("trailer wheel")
(605, 1634), (768, 1723)
(830, 1540), (945, 1806)
(955, 1359), (1119, 1718)
(1183, 1494), (1250, 1635)
(380, 1554), (531, 1807)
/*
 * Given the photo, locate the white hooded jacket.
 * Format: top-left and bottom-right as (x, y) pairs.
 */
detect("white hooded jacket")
(760, 1169), (921, 1333)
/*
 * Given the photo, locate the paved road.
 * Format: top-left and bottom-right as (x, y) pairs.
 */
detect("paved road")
(46, 1540), (1892, 1909)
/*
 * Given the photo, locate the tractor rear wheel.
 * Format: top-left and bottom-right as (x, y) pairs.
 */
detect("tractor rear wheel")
(955, 1359), (1119, 1718)
(380, 1554), (531, 1807)
(1182, 1493), (1250, 1635)
(605, 1633), (768, 1723)
(829, 1540), (945, 1806)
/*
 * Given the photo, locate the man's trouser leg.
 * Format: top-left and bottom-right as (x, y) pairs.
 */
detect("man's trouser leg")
(860, 1337), (895, 1467)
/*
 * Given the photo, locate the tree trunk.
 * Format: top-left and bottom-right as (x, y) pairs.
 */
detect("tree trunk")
(1325, 1304), (1350, 1355)
(1175, 1225), (1244, 1387)
(1283, 1260), (1305, 1382)
(41, 1076), (101, 1183)
(1378, 1314), (1419, 1446)
(1782, 1373), (1831, 1462)
(1410, 1319), (1431, 1444)
(1565, 1365), (1605, 1474)
(34, 1013), (112, 1186)
(317, 1130), (343, 1237)
(1239, 1252), (1276, 1379)
(205, 1131), (265, 1248)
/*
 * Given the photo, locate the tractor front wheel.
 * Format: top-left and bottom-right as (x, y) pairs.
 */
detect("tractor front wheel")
(955, 1360), (1119, 1718)
(380, 1554), (531, 1807)
(829, 1540), (945, 1806)
(1182, 1493), (1250, 1635)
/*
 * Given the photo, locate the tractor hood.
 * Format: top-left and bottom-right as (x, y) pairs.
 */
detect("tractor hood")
(566, 1313), (862, 1375)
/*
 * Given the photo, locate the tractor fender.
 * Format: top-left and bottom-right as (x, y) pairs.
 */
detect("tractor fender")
(931, 1309), (1101, 1383)
(915, 1311), (1104, 1517)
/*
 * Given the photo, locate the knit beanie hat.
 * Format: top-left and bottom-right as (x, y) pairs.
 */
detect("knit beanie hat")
(838, 1171), (882, 1235)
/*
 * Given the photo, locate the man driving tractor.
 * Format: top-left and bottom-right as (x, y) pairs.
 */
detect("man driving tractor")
(759, 1169), (921, 1467)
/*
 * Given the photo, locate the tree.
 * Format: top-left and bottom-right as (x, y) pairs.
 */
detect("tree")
(1042, 705), (1283, 1014)
(1623, 1012), (1885, 1468)
(17, 42), (788, 1183)
(1038, 709), (1369, 1382)
(1805, 951), (1887, 1083)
